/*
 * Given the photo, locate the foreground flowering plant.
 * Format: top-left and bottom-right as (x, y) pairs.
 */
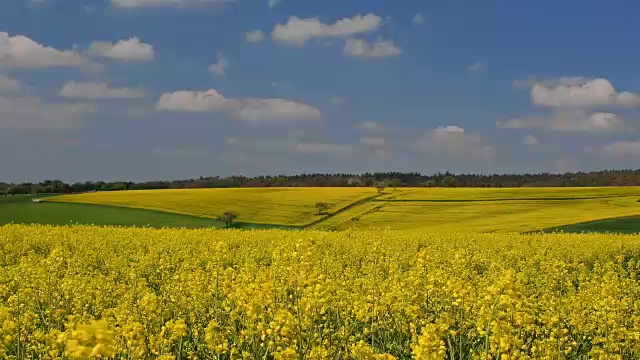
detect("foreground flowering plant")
(1, 224), (640, 359)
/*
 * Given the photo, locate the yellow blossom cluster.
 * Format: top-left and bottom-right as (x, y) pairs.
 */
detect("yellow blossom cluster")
(1, 224), (640, 359)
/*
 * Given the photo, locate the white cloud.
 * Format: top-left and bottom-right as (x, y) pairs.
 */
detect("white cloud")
(466, 62), (486, 73)
(503, 76), (639, 135)
(417, 125), (493, 158)
(360, 137), (386, 146)
(498, 111), (626, 133)
(0, 32), (92, 68)
(268, 0), (283, 8)
(208, 52), (229, 77)
(111, 0), (232, 7)
(59, 81), (146, 99)
(0, 96), (94, 130)
(0, 75), (21, 92)
(156, 89), (322, 122)
(512, 76), (589, 90)
(272, 13), (383, 45)
(343, 38), (401, 58)
(245, 30), (265, 43)
(292, 142), (353, 154)
(550, 111), (624, 132)
(531, 77), (640, 108)
(412, 13), (425, 25)
(523, 135), (538, 146)
(87, 37), (154, 61)
(355, 121), (384, 131)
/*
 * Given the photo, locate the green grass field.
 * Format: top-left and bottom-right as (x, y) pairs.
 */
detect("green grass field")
(4, 187), (640, 233)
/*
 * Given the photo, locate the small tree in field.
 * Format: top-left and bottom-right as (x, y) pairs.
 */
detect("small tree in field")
(375, 182), (386, 194)
(218, 212), (238, 229)
(315, 202), (330, 215)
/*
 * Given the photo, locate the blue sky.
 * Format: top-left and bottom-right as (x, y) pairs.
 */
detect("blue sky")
(2, 0), (640, 182)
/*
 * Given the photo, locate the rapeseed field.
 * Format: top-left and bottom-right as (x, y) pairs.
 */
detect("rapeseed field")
(3, 224), (640, 359)
(378, 187), (640, 201)
(47, 188), (376, 226)
(45, 187), (640, 231)
(341, 197), (640, 232)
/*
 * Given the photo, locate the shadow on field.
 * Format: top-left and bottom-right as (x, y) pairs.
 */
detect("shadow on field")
(537, 216), (640, 234)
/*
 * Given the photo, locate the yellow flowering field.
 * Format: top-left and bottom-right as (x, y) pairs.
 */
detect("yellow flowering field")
(335, 197), (640, 232)
(378, 187), (640, 201)
(46, 188), (376, 226)
(3, 224), (640, 359)
(43, 187), (640, 231)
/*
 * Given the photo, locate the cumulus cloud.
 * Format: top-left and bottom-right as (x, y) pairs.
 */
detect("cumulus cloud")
(87, 37), (154, 61)
(292, 142), (353, 154)
(549, 111), (624, 132)
(466, 62), (486, 73)
(0, 32), (93, 68)
(417, 125), (493, 158)
(412, 13), (425, 25)
(245, 30), (265, 43)
(111, 0), (231, 7)
(343, 38), (401, 58)
(0, 96), (94, 130)
(208, 52), (229, 77)
(156, 89), (322, 122)
(503, 76), (640, 134)
(601, 141), (640, 158)
(512, 76), (589, 90)
(272, 13), (383, 45)
(531, 77), (640, 108)
(498, 111), (626, 133)
(58, 81), (146, 99)
(0, 74), (21, 92)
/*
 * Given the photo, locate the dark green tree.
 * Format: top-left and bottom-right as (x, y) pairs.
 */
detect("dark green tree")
(218, 212), (238, 229)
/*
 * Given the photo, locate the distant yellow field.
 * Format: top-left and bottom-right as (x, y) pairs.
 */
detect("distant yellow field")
(378, 186), (640, 200)
(47, 188), (376, 226)
(318, 187), (640, 231)
(47, 187), (640, 231)
(334, 196), (640, 232)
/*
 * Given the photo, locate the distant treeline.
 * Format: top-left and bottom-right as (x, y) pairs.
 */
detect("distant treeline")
(3, 170), (640, 195)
